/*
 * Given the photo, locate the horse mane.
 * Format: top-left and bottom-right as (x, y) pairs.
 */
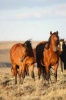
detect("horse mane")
(24, 39), (32, 48)
(24, 39), (34, 57)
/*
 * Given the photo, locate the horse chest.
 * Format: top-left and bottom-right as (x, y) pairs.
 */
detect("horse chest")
(44, 49), (59, 66)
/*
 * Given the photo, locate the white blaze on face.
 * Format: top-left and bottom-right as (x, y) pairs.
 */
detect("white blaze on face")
(60, 41), (63, 51)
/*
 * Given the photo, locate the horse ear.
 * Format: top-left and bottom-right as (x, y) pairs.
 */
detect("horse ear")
(50, 31), (52, 35)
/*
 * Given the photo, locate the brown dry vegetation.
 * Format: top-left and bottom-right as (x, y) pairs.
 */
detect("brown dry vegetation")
(0, 41), (66, 100)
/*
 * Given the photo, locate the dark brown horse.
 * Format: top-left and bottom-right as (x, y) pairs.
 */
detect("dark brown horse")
(59, 39), (66, 71)
(35, 41), (48, 79)
(57, 39), (65, 72)
(10, 40), (35, 84)
(42, 31), (60, 82)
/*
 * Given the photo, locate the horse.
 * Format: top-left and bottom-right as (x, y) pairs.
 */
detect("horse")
(57, 39), (65, 72)
(35, 41), (48, 79)
(10, 40), (35, 84)
(20, 40), (35, 78)
(35, 38), (64, 81)
(42, 31), (60, 83)
(59, 39), (66, 71)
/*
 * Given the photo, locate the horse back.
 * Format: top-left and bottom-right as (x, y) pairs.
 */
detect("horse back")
(10, 43), (26, 63)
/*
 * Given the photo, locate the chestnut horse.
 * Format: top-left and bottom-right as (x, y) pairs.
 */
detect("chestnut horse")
(20, 40), (35, 79)
(10, 40), (35, 84)
(35, 38), (64, 81)
(42, 31), (60, 82)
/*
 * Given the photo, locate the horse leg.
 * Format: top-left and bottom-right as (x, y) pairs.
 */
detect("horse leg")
(45, 66), (50, 83)
(42, 66), (46, 80)
(59, 57), (63, 72)
(12, 64), (17, 84)
(15, 69), (17, 84)
(54, 63), (58, 82)
(18, 68), (22, 84)
(11, 63), (17, 84)
(30, 64), (35, 80)
(18, 66), (25, 84)
(61, 61), (64, 73)
(25, 66), (29, 76)
(21, 65), (25, 83)
(37, 63), (41, 79)
(19, 74), (22, 84)
(38, 67), (41, 79)
(22, 67), (25, 79)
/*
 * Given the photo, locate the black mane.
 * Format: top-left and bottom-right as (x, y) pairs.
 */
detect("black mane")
(24, 39), (32, 48)
(24, 39), (34, 57)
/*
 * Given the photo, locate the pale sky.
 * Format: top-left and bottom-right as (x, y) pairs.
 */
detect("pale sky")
(0, 0), (66, 41)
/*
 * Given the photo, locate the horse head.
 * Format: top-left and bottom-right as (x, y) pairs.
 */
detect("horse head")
(48, 31), (59, 52)
(59, 39), (65, 52)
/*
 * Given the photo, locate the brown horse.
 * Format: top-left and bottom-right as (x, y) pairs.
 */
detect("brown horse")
(10, 40), (35, 84)
(35, 38), (64, 80)
(42, 31), (60, 82)
(20, 40), (35, 78)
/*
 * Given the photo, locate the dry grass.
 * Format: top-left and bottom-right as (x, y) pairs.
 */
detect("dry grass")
(0, 67), (66, 100)
(0, 41), (66, 100)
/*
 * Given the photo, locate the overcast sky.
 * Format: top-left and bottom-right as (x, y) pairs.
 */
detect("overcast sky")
(0, 0), (66, 41)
